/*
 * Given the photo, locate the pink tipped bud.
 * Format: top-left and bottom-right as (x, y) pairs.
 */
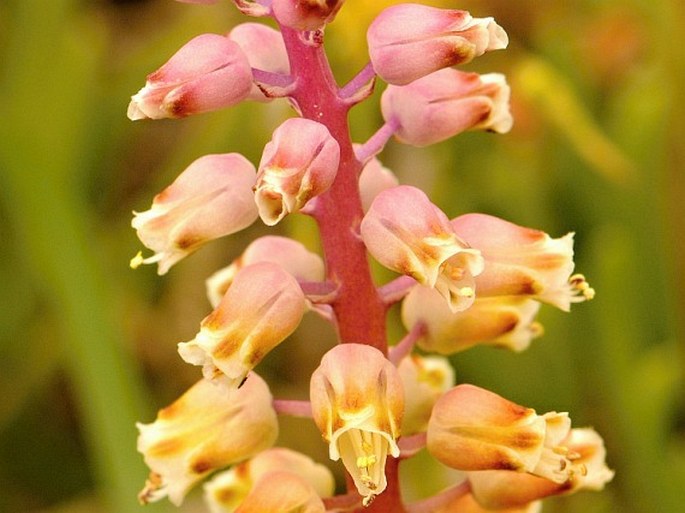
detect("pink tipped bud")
(136, 374), (278, 506)
(206, 235), (324, 308)
(358, 155), (400, 213)
(229, 23), (290, 101)
(178, 262), (307, 386)
(451, 214), (595, 311)
(130, 153), (258, 275)
(402, 286), (543, 354)
(127, 34), (252, 120)
(368, 4), (508, 85)
(360, 185), (484, 312)
(427, 385), (583, 485)
(255, 118), (340, 225)
(272, 0), (346, 31)
(205, 448), (335, 512)
(468, 428), (614, 509)
(310, 344), (404, 502)
(381, 68), (512, 147)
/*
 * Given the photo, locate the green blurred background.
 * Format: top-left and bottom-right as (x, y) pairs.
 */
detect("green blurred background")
(0, 0), (683, 512)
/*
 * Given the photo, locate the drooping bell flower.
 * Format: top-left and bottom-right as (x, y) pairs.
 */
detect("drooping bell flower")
(178, 262), (307, 387)
(206, 235), (324, 307)
(137, 373), (278, 505)
(234, 471), (327, 513)
(368, 4), (508, 85)
(358, 155), (400, 213)
(468, 428), (614, 509)
(272, 0), (346, 31)
(128, 34), (252, 120)
(401, 285), (543, 354)
(397, 354), (454, 435)
(360, 185), (484, 312)
(229, 22), (291, 101)
(381, 68), (512, 146)
(427, 384), (584, 484)
(254, 118), (340, 226)
(310, 344), (404, 502)
(451, 213), (595, 311)
(130, 153), (258, 275)
(204, 447), (335, 513)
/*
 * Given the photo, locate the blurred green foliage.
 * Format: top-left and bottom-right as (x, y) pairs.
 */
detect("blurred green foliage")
(0, 0), (683, 512)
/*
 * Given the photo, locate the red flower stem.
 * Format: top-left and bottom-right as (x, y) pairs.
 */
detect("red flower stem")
(280, 27), (404, 513)
(281, 27), (388, 353)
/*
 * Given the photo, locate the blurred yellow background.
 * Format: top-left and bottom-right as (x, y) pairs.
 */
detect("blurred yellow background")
(0, 0), (683, 512)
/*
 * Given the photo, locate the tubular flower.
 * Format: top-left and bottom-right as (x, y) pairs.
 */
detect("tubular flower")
(402, 285), (543, 354)
(136, 374), (278, 506)
(234, 471), (327, 513)
(427, 384), (585, 484)
(127, 34), (252, 120)
(272, 0), (346, 31)
(381, 68), (512, 147)
(468, 428), (614, 509)
(130, 153), (258, 275)
(360, 185), (484, 312)
(254, 118), (340, 226)
(397, 354), (455, 435)
(368, 3), (508, 85)
(451, 213), (595, 311)
(204, 448), (335, 513)
(178, 262), (307, 386)
(310, 344), (404, 503)
(229, 23), (291, 101)
(205, 235), (324, 308)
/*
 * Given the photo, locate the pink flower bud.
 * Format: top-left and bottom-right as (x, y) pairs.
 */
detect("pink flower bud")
(130, 153), (258, 275)
(272, 0), (346, 31)
(427, 385), (584, 485)
(127, 34), (252, 120)
(381, 68), (512, 146)
(368, 4), (508, 85)
(229, 23), (290, 101)
(397, 354), (454, 435)
(136, 374), (278, 506)
(235, 471), (326, 513)
(206, 235), (324, 307)
(402, 286), (543, 354)
(468, 428), (614, 509)
(451, 214), (595, 311)
(204, 448), (335, 512)
(255, 118), (340, 225)
(310, 344), (404, 502)
(178, 262), (307, 386)
(358, 155), (400, 213)
(360, 186), (484, 312)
